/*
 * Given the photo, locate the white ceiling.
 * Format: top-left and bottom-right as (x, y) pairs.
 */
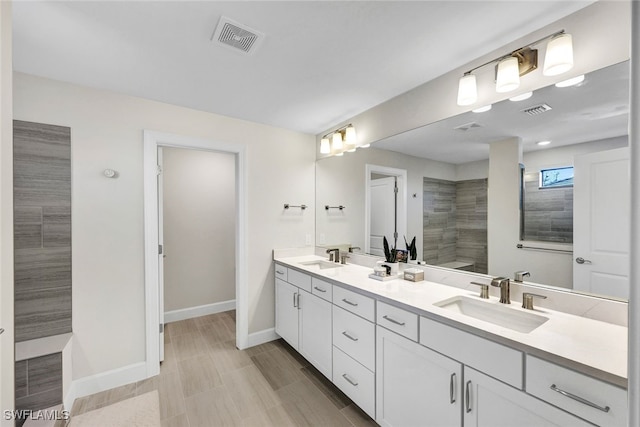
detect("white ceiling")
(12, 1), (594, 135)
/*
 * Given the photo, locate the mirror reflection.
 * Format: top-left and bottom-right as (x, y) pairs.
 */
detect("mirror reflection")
(316, 61), (629, 300)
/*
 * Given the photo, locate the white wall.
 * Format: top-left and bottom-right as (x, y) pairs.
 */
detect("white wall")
(13, 73), (315, 380)
(0, 2), (14, 422)
(162, 147), (235, 313)
(316, 146), (455, 260)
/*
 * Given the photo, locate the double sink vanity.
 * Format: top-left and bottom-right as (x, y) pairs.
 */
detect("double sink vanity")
(274, 250), (627, 427)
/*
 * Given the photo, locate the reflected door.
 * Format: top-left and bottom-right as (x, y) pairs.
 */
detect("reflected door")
(573, 147), (629, 299)
(370, 177), (396, 256)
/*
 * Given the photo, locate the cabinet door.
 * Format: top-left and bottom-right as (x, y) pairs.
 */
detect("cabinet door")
(275, 278), (299, 349)
(299, 289), (332, 379)
(376, 326), (462, 427)
(463, 367), (592, 427)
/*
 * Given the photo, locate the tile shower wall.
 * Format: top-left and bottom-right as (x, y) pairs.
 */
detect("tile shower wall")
(15, 353), (63, 427)
(522, 171), (573, 243)
(423, 177), (488, 274)
(13, 120), (72, 341)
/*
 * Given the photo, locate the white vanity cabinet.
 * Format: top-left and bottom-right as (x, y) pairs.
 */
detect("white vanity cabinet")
(274, 264), (333, 379)
(376, 326), (462, 427)
(463, 367), (592, 427)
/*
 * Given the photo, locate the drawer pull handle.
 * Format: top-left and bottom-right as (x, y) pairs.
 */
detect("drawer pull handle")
(465, 381), (472, 413)
(550, 384), (610, 413)
(342, 331), (359, 342)
(276, 270), (285, 275)
(450, 373), (456, 404)
(342, 373), (358, 387)
(383, 315), (405, 326)
(314, 286), (327, 293)
(342, 298), (358, 307)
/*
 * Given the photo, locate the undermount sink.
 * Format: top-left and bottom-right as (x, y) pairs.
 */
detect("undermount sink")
(299, 260), (344, 270)
(433, 295), (548, 333)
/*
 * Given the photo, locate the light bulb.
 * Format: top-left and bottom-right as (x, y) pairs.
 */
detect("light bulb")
(332, 132), (343, 150)
(320, 137), (330, 154)
(457, 74), (477, 106)
(509, 92), (533, 102)
(345, 125), (357, 145)
(555, 75), (584, 88)
(543, 33), (573, 76)
(496, 56), (520, 93)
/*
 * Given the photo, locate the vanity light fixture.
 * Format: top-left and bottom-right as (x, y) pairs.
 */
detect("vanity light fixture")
(537, 140), (552, 146)
(472, 104), (492, 113)
(509, 91), (533, 102)
(555, 74), (584, 88)
(320, 123), (361, 155)
(456, 30), (573, 106)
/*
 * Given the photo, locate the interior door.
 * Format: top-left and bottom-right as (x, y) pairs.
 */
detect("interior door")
(573, 147), (630, 299)
(157, 147), (165, 362)
(369, 176), (396, 256)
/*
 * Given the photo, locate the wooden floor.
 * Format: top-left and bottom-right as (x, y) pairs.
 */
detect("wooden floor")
(70, 310), (377, 427)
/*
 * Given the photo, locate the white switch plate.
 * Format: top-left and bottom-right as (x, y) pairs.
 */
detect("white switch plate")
(319, 233), (326, 245)
(305, 234), (312, 245)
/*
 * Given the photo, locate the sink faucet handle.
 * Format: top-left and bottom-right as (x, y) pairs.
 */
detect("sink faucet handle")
(514, 271), (531, 282)
(340, 254), (350, 265)
(469, 282), (490, 299)
(522, 292), (547, 310)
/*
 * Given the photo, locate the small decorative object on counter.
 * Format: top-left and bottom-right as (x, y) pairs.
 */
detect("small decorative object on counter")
(383, 236), (398, 263)
(404, 236), (417, 261)
(403, 268), (424, 282)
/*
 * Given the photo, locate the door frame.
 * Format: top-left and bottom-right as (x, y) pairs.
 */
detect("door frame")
(364, 164), (407, 255)
(143, 130), (248, 377)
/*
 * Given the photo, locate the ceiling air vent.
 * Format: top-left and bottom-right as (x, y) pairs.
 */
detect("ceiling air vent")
(521, 103), (552, 116)
(211, 16), (265, 54)
(453, 122), (483, 132)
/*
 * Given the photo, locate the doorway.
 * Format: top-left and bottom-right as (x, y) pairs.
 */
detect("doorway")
(364, 165), (407, 256)
(143, 131), (248, 377)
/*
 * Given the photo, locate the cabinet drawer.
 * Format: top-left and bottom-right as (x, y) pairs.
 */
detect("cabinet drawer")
(287, 268), (312, 293)
(333, 346), (375, 419)
(377, 301), (418, 342)
(311, 277), (332, 302)
(525, 355), (627, 427)
(420, 316), (523, 388)
(333, 306), (375, 371)
(274, 264), (288, 282)
(333, 286), (375, 322)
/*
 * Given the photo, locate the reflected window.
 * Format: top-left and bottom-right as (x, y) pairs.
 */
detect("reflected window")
(539, 166), (574, 188)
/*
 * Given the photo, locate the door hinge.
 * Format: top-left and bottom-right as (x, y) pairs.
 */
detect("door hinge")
(158, 244), (163, 255)
(394, 185), (398, 194)
(159, 324), (164, 333)
(156, 165), (162, 175)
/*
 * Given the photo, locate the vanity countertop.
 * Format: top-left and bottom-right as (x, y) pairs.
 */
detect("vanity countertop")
(275, 254), (628, 388)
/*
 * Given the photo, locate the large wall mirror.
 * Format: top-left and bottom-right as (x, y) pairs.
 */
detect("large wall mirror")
(316, 60), (629, 301)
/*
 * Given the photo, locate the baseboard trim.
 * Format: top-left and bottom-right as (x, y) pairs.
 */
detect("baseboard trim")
(246, 327), (279, 348)
(64, 361), (148, 411)
(164, 299), (236, 323)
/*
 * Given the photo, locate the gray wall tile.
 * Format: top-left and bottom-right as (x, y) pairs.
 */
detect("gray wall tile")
(13, 120), (72, 343)
(27, 353), (62, 395)
(15, 361), (28, 399)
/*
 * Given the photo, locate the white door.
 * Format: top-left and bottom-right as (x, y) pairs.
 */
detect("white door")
(464, 368), (591, 427)
(298, 291), (332, 379)
(573, 147), (629, 299)
(369, 177), (396, 256)
(275, 279), (299, 349)
(376, 326), (462, 427)
(157, 148), (165, 362)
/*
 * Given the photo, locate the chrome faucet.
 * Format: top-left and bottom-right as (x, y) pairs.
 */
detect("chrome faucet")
(326, 248), (340, 263)
(491, 277), (511, 304)
(514, 271), (531, 282)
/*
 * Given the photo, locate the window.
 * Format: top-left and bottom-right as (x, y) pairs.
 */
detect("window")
(539, 166), (574, 189)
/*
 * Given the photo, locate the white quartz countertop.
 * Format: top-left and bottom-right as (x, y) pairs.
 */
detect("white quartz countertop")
(275, 255), (627, 387)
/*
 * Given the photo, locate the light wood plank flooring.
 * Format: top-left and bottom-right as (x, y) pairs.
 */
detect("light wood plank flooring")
(70, 310), (377, 426)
